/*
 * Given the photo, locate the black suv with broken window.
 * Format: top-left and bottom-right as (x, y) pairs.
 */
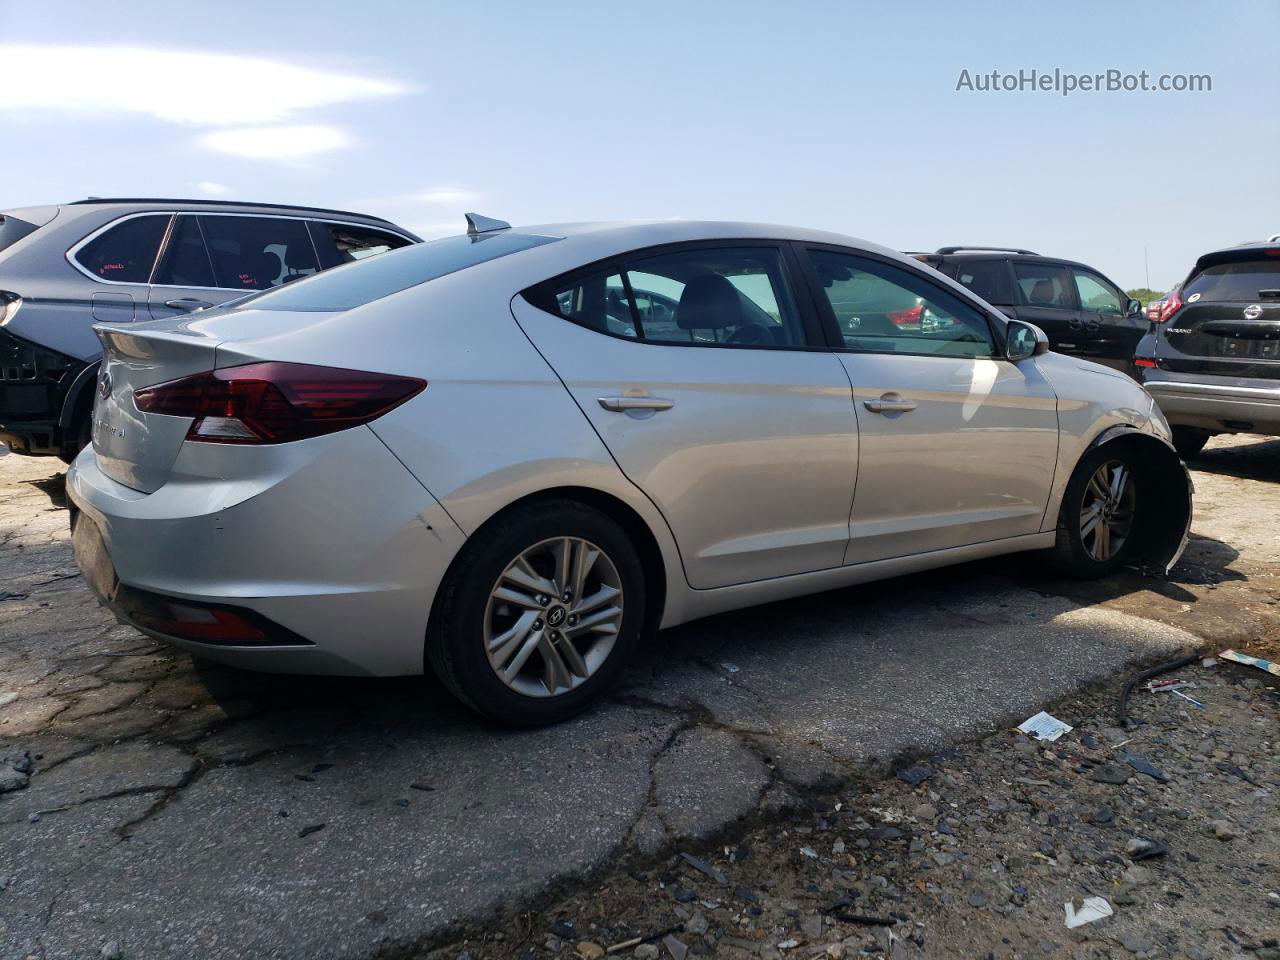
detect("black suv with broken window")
(912, 246), (1145, 372)
(1133, 241), (1280, 459)
(0, 198), (418, 460)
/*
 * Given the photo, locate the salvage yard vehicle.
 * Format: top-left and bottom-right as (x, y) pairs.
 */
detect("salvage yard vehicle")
(911, 247), (1146, 373)
(67, 217), (1193, 726)
(1134, 239), (1280, 459)
(0, 198), (418, 460)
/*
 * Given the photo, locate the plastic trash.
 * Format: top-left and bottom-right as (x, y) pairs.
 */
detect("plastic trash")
(1017, 711), (1072, 742)
(1064, 896), (1113, 928)
(1220, 649), (1280, 676)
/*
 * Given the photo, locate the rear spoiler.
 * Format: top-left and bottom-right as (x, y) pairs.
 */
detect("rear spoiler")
(1194, 245), (1280, 272)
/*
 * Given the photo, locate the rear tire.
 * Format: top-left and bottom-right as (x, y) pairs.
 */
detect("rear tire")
(1044, 445), (1143, 579)
(426, 499), (646, 726)
(1170, 426), (1210, 461)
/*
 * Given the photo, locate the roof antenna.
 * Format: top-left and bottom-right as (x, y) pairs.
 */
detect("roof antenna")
(465, 213), (511, 235)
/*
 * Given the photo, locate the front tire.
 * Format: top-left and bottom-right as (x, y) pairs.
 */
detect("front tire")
(1045, 446), (1142, 579)
(426, 499), (646, 726)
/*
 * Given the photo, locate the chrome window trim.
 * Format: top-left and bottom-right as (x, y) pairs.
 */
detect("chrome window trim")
(66, 211), (416, 291)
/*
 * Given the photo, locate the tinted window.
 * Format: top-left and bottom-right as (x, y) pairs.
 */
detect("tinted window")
(310, 221), (413, 270)
(0, 214), (40, 254)
(807, 250), (996, 358)
(951, 260), (1011, 303)
(1183, 258), (1280, 302)
(74, 214), (168, 283)
(234, 232), (557, 312)
(1073, 269), (1123, 315)
(200, 216), (317, 290)
(539, 246), (805, 348)
(153, 215), (214, 288)
(1013, 263), (1072, 308)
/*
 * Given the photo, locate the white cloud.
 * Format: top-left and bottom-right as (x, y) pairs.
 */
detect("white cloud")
(196, 181), (232, 196)
(199, 125), (350, 159)
(0, 46), (409, 126)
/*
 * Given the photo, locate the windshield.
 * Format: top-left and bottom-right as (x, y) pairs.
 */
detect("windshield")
(232, 231), (558, 312)
(1184, 258), (1280, 302)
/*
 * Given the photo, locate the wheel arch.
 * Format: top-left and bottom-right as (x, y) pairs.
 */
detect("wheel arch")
(58, 357), (100, 454)
(425, 484), (669, 657)
(1084, 426), (1193, 574)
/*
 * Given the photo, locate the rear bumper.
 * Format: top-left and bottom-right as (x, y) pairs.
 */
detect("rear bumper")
(1142, 377), (1280, 435)
(65, 427), (468, 676)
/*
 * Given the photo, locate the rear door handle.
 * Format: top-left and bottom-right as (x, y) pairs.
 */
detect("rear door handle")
(863, 392), (917, 414)
(164, 298), (213, 312)
(598, 396), (675, 412)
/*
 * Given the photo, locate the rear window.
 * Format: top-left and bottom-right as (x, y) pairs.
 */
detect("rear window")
(1183, 258), (1280, 302)
(73, 214), (169, 283)
(236, 232), (556, 312)
(947, 259), (1011, 303)
(0, 214), (40, 254)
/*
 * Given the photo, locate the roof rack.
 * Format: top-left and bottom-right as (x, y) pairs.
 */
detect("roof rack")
(935, 245), (1039, 256)
(68, 197), (397, 226)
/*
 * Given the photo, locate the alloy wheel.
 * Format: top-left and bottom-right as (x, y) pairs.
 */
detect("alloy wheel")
(483, 537), (624, 698)
(1079, 460), (1136, 562)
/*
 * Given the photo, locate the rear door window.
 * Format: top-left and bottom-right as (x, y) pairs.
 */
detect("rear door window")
(1012, 263), (1073, 308)
(73, 214), (169, 283)
(309, 221), (413, 269)
(1183, 259), (1280, 302)
(152, 215), (215, 288)
(199, 216), (318, 291)
(950, 260), (1012, 304)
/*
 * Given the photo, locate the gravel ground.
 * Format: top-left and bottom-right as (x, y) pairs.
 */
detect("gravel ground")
(423, 662), (1278, 960)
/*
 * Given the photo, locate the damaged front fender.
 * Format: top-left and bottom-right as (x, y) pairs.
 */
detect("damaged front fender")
(1089, 426), (1193, 575)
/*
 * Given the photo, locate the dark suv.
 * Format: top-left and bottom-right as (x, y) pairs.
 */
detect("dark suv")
(0, 198), (418, 460)
(911, 247), (1145, 372)
(1133, 240), (1280, 458)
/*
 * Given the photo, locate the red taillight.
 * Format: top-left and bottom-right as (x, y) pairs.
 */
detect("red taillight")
(1145, 301), (1163, 322)
(1134, 357), (1156, 368)
(1154, 289), (1182, 323)
(133, 362), (426, 444)
(888, 304), (924, 328)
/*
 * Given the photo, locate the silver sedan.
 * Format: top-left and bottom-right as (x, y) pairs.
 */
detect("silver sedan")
(67, 217), (1192, 725)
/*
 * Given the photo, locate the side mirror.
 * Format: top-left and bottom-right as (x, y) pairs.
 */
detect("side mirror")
(1126, 298), (1142, 317)
(1005, 319), (1050, 361)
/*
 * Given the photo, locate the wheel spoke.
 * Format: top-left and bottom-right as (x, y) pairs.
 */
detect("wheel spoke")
(501, 629), (543, 682)
(572, 583), (620, 618)
(553, 538), (572, 594)
(492, 585), (543, 610)
(488, 610), (538, 663)
(1095, 519), (1111, 560)
(566, 605), (622, 636)
(1080, 504), (1102, 538)
(1109, 465), (1128, 502)
(1087, 473), (1110, 503)
(502, 558), (556, 597)
(554, 634), (590, 678)
(538, 632), (573, 693)
(570, 541), (599, 602)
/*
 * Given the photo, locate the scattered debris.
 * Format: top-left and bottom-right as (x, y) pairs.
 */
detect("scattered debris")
(0, 691), (18, 707)
(1220, 649), (1280, 676)
(297, 823), (325, 838)
(720, 662), (740, 674)
(575, 941), (605, 960)
(1121, 751), (1169, 783)
(661, 933), (688, 960)
(798, 846), (817, 859)
(1117, 653), (1200, 726)
(678, 852), (728, 886)
(1063, 896), (1113, 928)
(895, 764), (935, 786)
(1016, 711), (1072, 741)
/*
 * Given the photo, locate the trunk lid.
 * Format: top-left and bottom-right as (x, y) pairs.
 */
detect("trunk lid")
(91, 307), (325, 492)
(1158, 253), (1280, 379)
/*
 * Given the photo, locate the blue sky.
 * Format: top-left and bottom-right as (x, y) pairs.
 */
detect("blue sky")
(1, 0), (1275, 290)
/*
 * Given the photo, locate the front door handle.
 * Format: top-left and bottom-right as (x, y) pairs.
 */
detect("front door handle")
(863, 392), (917, 414)
(598, 396), (675, 413)
(164, 298), (213, 312)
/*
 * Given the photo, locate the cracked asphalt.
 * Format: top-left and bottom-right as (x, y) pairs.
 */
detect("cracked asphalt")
(1, 436), (1278, 960)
